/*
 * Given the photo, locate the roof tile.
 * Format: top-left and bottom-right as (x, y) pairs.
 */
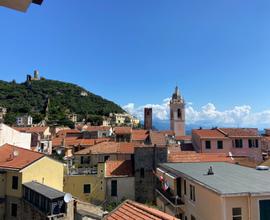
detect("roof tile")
(0, 144), (44, 170)
(105, 200), (179, 220)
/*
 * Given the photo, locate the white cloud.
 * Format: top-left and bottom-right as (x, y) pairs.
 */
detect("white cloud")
(122, 99), (270, 128)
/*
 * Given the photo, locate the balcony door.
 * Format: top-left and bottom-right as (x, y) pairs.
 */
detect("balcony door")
(177, 178), (181, 197)
(260, 200), (270, 220)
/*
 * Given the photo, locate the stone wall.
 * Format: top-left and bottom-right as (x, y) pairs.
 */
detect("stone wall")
(134, 146), (167, 203)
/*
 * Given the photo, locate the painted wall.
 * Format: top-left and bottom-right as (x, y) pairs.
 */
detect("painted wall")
(192, 131), (262, 162)
(63, 163), (106, 204)
(22, 157), (64, 192)
(156, 168), (270, 220)
(0, 123), (31, 149)
(74, 154), (132, 168)
(106, 177), (135, 202)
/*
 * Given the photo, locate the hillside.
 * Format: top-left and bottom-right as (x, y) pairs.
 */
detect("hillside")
(0, 79), (124, 127)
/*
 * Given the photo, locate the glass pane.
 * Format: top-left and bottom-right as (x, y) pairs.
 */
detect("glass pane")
(233, 208), (242, 216)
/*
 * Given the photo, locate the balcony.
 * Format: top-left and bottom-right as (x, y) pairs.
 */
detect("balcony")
(156, 181), (184, 207)
(68, 167), (98, 175)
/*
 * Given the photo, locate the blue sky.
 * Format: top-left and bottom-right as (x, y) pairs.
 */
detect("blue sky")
(1, 0), (270, 128)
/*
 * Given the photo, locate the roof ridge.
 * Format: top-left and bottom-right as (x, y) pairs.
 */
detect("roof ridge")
(126, 200), (177, 220)
(216, 128), (228, 136)
(0, 144), (45, 156)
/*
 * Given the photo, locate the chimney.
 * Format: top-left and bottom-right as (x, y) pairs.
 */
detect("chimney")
(207, 166), (214, 175)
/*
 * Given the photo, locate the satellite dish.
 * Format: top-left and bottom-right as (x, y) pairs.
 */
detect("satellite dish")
(13, 150), (19, 157)
(64, 193), (73, 203)
(56, 148), (63, 155)
(256, 166), (269, 171)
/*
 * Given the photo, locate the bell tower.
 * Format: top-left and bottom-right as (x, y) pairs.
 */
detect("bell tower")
(170, 86), (185, 136)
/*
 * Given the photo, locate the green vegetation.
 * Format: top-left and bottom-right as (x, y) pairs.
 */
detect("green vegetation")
(0, 79), (124, 126)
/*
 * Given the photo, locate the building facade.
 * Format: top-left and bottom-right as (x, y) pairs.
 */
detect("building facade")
(156, 162), (270, 220)
(134, 145), (167, 203)
(0, 144), (64, 220)
(0, 123), (31, 150)
(16, 115), (33, 127)
(192, 128), (263, 162)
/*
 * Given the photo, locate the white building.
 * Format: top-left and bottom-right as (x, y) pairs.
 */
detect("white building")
(0, 123), (31, 149)
(0, 107), (7, 122)
(16, 115), (33, 127)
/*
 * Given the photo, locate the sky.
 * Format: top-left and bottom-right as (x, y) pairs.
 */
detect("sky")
(1, 0), (270, 128)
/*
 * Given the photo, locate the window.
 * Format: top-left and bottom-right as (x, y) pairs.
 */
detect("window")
(80, 156), (84, 164)
(83, 184), (91, 194)
(205, 141), (211, 149)
(190, 185), (196, 202)
(12, 176), (18, 190)
(249, 139), (259, 148)
(191, 215), (196, 220)
(248, 139), (252, 148)
(184, 180), (187, 195)
(217, 140), (223, 149)
(111, 180), (117, 197)
(234, 139), (243, 148)
(140, 168), (145, 178)
(104, 156), (110, 162)
(232, 208), (242, 220)
(177, 109), (182, 119)
(255, 139), (259, 148)
(11, 203), (17, 217)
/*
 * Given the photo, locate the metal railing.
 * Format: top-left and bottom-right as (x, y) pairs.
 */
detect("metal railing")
(68, 167), (98, 175)
(156, 181), (184, 207)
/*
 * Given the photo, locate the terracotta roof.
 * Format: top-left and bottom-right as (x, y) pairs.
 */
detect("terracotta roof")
(262, 136), (270, 141)
(132, 130), (149, 141)
(219, 128), (260, 137)
(192, 129), (228, 139)
(83, 126), (111, 132)
(13, 126), (49, 134)
(0, 144), (44, 170)
(233, 157), (259, 168)
(149, 131), (167, 146)
(52, 137), (109, 148)
(114, 127), (132, 135)
(175, 135), (192, 141)
(75, 142), (138, 155)
(159, 130), (175, 136)
(56, 129), (81, 137)
(168, 151), (233, 163)
(105, 160), (133, 177)
(105, 200), (179, 220)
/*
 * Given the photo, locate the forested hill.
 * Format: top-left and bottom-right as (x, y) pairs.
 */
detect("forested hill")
(0, 79), (124, 126)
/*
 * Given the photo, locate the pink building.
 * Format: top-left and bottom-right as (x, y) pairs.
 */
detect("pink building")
(192, 128), (262, 162)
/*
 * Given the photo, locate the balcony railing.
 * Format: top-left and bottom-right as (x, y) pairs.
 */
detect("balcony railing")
(68, 167), (98, 175)
(156, 181), (184, 207)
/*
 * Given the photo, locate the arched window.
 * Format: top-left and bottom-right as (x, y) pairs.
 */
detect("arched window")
(178, 109), (182, 119)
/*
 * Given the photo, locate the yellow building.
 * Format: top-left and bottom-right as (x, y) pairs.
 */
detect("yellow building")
(63, 160), (135, 205)
(63, 163), (106, 205)
(0, 144), (64, 219)
(156, 162), (270, 220)
(0, 0), (43, 12)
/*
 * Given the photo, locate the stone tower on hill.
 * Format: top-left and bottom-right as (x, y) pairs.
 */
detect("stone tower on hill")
(170, 86), (185, 136)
